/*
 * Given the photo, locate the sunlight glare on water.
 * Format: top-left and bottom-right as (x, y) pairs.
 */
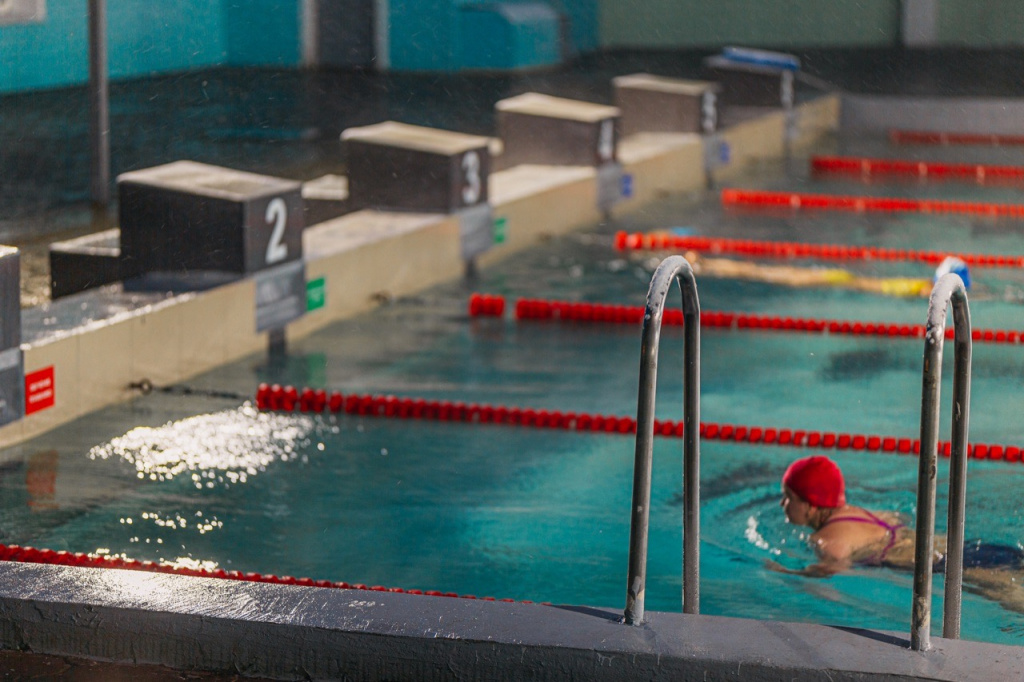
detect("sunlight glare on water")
(86, 404), (317, 486)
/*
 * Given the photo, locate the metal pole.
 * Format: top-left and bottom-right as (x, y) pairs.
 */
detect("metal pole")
(624, 255), (700, 625)
(89, 0), (110, 207)
(943, 284), (972, 639)
(910, 273), (971, 651)
(681, 269), (700, 615)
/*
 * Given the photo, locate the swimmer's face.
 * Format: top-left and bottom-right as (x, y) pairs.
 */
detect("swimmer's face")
(780, 485), (813, 526)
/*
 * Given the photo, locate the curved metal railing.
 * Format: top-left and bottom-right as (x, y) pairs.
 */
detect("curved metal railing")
(911, 272), (972, 651)
(624, 255), (701, 625)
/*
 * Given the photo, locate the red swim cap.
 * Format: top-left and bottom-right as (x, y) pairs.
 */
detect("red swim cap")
(782, 456), (846, 508)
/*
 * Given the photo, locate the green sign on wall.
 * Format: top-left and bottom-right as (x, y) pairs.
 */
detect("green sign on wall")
(494, 216), (508, 244)
(306, 277), (325, 311)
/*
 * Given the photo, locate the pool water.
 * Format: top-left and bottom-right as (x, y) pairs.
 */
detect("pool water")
(6, 133), (1024, 645)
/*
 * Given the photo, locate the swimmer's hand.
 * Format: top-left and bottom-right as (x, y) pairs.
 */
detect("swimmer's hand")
(763, 559), (840, 578)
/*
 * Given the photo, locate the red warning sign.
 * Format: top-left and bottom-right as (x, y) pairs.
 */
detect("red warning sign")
(25, 366), (55, 415)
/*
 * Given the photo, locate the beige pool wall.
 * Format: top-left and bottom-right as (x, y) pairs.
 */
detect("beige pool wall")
(0, 94), (840, 450)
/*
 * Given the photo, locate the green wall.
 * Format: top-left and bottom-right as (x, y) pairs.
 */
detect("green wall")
(388, 0), (599, 71)
(599, 0), (901, 49)
(936, 1), (1024, 45)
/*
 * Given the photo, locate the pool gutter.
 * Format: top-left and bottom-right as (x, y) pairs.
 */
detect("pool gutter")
(0, 562), (1019, 681)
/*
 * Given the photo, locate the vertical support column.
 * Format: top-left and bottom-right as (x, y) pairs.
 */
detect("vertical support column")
(374, 0), (390, 70)
(88, 0), (110, 207)
(301, 0), (320, 67)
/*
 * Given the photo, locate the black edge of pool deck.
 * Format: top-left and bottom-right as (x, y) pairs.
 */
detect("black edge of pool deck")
(0, 562), (1020, 681)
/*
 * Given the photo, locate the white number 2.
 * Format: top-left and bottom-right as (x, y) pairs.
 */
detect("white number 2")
(265, 197), (288, 265)
(461, 150), (481, 205)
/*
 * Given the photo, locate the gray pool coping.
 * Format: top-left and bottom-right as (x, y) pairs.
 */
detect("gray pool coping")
(0, 562), (1020, 681)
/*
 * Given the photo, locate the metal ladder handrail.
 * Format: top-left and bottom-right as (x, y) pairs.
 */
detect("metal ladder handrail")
(911, 272), (972, 651)
(624, 255), (700, 625)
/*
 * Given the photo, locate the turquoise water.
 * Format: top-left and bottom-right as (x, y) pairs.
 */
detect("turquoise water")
(6, 135), (1024, 645)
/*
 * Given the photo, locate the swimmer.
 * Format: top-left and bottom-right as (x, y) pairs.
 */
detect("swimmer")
(767, 455), (1024, 614)
(680, 251), (933, 298)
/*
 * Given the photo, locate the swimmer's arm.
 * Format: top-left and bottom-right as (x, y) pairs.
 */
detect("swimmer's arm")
(763, 558), (848, 578)
(763, 535), (853, 577)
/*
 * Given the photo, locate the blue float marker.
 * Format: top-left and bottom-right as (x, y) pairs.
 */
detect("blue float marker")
(721, 46), (801, 71)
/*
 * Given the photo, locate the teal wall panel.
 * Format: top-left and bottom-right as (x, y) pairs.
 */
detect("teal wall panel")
(458, 4), (561, 70)
(223, 0), (302, 66)
(556, 0), (598, 53)
(108, 3), (225, 78)
(599, 0), (900, 49)
(0, 2), (89, 92)
(0, 0), (302, 94)
(389, 0), (458, 70)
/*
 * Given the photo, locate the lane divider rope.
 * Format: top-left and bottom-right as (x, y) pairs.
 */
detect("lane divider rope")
(612, 230), (1024, 269)
(811, 155), (1024, 183)
(0, 544), (528, 603)
(890, 130), (1024, 147)
(469, 294), (1024, 346)
(721, 188), (1024, 218)
(255, 384), (1024, 464)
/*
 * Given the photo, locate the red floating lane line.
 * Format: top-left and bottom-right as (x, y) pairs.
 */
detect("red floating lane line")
(255, 385), (1023, 468)
(0, 544), (513, 603)
(722, 188), (1024, 218)
(890, 130), (1024, 147)
(812, 155), (1024, 183)
(475, 294), (1020, 345)
(611, 230), (1024, 269)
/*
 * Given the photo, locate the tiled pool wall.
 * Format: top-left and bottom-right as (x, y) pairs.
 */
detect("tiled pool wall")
(0, 93), (840, 452)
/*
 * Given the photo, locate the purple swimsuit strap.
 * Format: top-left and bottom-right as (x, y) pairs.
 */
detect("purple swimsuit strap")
(821, 509), (905, 564)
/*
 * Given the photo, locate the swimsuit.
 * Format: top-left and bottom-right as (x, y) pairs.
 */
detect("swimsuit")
(823, 512), (1024, 571)
(820, 509), (905, 565)
(879, 278), (930, 297)
(934, 542), (1024, 573)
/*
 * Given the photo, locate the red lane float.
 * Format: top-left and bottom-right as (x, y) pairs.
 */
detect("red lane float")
(468, 294), (505, 317)
(255, 384), (1024, 464)
(721, 188), (1024, 219)
(0, 543), (527, 604)
(890, 130), (1024, 147)
(612, 230), (1024, 269)
(468, 294), (1024, 346)
(812, 155), (1024, 184)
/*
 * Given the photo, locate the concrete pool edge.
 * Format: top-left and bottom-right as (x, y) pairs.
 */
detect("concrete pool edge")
(0, 562), (1019, 681)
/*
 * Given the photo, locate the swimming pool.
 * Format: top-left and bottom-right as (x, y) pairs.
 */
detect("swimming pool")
(5, 132), (1024, 646)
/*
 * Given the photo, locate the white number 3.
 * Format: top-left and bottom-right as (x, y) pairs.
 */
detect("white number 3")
(265, 197), (288, 265)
